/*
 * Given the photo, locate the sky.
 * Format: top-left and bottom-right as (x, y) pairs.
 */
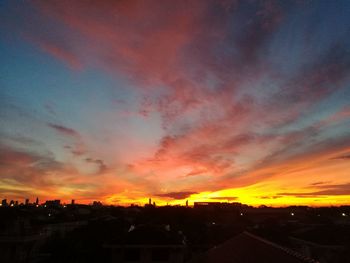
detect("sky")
(0, 0), (350, 206)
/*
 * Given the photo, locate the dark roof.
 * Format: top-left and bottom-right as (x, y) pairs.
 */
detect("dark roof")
(124, 224), (183, 245)
(189, 232), (319, 263)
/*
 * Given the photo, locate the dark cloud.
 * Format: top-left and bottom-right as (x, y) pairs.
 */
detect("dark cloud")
(234, 1), (283, 65)
(331, 153), (350, 160)
(85, 157), (107, 174)
(48, 123), (80, 138)
(0, 143), (62, 186)
(156, 191), (197, 200)
(274, 44), (350, 107)
(258, 196), (282, 199)
(64, 145), (86, 156)
(310, 181), (332, 186)
(279, 183), (350, 197)
(210, 196), (238, 201)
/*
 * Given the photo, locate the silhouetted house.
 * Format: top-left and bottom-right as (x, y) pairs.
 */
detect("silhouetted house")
(105, 224), (186, 262)
(189, 232), (319, 263)
(0, 214), (49, 263)
(43, 220), (88, 239)
(44, 200), (60, 207)
(289, 224), (350, 263)
(290, 237), (345, 263)
(193, 202), (240, 211)
(92, 201), (102, 206)
(194, 202), (222, 208)
(145, 198), (155, 208)
(1, 199), (7, 206)
(0, 232), (48, 263)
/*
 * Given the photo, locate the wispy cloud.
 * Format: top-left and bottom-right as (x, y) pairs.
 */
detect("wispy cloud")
(279, 183), (350, 197)
(48, 123), (80, 138)
(156, 191), (197, 200)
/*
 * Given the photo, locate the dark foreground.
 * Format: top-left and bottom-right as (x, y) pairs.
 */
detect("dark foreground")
(1, 202), (349, 263)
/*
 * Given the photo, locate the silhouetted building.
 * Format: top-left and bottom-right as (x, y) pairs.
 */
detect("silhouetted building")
(0, 232), (48, 263)
(1, 199), (7, 206)
(105, 224), (186, 263)
(71, 199), (75, 205)
(35, 197), (39, 205)
(45, 200), (61, 207)
(92, 201), (102, 206)
(194, 202), (222, 207)
(25, 199), (29, 205)
(189, 232), (318, 263)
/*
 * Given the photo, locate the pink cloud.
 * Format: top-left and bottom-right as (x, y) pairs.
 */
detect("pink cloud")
(317, 106), (350, 128)
(38, 40), (81, 70)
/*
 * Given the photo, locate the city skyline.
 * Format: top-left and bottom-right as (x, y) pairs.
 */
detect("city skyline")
(1, 0), (350, 206)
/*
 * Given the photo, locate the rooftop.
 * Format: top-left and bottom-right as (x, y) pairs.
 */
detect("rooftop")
(189, 231), (319, 263)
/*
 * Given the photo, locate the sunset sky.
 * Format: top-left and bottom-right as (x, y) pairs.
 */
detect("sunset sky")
(1, 0), (350, 206)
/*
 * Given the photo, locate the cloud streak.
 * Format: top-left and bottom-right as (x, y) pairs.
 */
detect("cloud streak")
(48, 123), (80, 138)
(156, 191), (198, 200)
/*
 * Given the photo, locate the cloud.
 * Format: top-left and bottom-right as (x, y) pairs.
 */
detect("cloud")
(279, 183), (350, 197)
(0, 142), (113, 202)
(210, 196), (238, 201)
(48, 123), (87, 156)
(310, 181), (332, 186)
(316, 106), (350, 128)
(274, 44), (350, 107)
(85, 157), (107, 174)
(64, 145), (86, 156)
(331, 153), (350, 160)
(0, 143), (62, 186)
(48, 123), (80, 138)
(155, 191), (197, 200)
(36, 40), (81, 70)
(257, 196), (282, 199)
